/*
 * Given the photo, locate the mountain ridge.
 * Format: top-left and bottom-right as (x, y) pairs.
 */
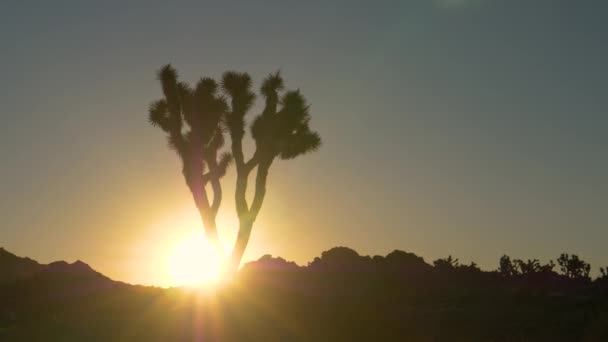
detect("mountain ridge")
(1, 246), (608, 340)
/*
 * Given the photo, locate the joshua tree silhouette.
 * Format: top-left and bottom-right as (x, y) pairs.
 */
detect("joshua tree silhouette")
(148, 65), (321, 271)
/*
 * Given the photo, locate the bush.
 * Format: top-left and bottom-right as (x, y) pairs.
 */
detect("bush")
(433, 255), (459, 271)
(557, 253), (590, 280)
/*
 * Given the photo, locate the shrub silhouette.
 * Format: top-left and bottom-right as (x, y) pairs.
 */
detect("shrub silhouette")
(515, 259), (541, 275)
(433, 255), (459, 272)
(557, 253), (591, 280)
(539, 260), (556, 273)
(458, 261), (482, 273)
(498, 255), (519, 277)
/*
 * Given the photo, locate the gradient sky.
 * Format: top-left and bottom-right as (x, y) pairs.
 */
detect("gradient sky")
(1, 0), (607, 286)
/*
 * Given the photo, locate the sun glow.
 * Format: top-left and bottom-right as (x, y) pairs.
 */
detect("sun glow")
(168, 231), (223, 286)
(151, 205), (260, 287)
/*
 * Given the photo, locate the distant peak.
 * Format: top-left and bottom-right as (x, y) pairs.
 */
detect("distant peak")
(242, 254), (300, 271)
(48, 261), (69, 267)
(46, 260), (95, 273)
(72, 260), (93, 271)
(0, 247), (34, 262)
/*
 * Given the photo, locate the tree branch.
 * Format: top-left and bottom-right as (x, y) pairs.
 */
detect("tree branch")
(204, 153), (222, 217)
(232, 133), (250, 217)
(248, 158), (273, 221)
(244, 152), (260, 173)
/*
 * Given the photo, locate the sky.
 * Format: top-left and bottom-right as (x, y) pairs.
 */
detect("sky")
(0, 0), (607, 286)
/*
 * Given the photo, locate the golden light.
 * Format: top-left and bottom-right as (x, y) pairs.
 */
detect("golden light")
(167, 231), (223, 286)
(147, 204), (262, 287)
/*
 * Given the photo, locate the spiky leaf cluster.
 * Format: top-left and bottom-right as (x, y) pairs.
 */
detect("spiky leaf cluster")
(221, 72), (256, 141)
(250, 72), (321, 162)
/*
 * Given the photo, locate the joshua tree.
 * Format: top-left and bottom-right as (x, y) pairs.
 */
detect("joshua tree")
(221, 71), (321, 271)
(148, 65), (321, 271)
(148, 65), (232, 255)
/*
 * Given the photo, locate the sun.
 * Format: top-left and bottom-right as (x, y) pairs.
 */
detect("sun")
(167, 231), (223, 286)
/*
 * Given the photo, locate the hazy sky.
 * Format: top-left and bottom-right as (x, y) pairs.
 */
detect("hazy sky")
(1, 0), (607, 286)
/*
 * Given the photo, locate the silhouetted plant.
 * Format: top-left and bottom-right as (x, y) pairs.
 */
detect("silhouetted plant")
(557, 253), (590, 280)
(458, 262), (482, 274)
(510, 258), (557, 276)
(148, 65), (231, 255)
(221, 71), (321, 271)
(498, 255), (519, 277)
(539, 260), (556, 273)
(433, 255), (459, 272)
(514, 259), (542, 275)
(148, 66), (321, 270)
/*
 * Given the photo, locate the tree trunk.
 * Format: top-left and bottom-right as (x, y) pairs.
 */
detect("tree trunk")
(186, 161), (225, 258)
(228, 219), (254, 273)
(228, 159), (272, 273)
(201, 213), (226, 260)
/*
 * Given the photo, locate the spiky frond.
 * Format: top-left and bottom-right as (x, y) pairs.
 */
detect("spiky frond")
(280, 90), (310, 126)
(177, 82), (193, 98)
(281, 90), (306, 109)
(157, 64), (181, 118)
(260, 71), (283, 116)
(196, 77), (218, 96)
(279, 126), (321, 160)
(221, 71), (253, 97)
(225, 93), (255, 139)
(148, 100), (171, 131)
(222, 71), (256, 128)
(157, 74), (226, 151)
(261, 71), (284, 97)
(250, 85), (320, 161)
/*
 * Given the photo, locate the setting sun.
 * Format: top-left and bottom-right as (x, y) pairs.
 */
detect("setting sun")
(167, 231), (223, 286)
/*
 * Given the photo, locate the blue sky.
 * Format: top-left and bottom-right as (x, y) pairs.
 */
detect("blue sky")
(1, 0), (606, 285)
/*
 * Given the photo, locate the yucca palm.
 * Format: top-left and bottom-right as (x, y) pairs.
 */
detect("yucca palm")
(148, 65), (232, 256)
